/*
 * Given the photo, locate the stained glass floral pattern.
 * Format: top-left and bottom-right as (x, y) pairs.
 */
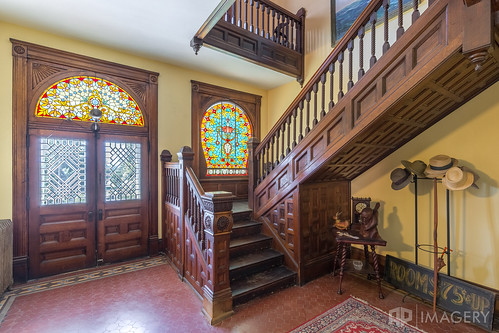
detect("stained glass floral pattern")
(201, 102), (252, 176)
(35, 76), (144, 127)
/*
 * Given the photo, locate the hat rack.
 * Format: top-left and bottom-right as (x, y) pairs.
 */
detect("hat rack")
(412, 174), (452, 276)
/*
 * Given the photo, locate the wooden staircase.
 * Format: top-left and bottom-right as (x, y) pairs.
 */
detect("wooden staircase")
(230, 201), (296, 305)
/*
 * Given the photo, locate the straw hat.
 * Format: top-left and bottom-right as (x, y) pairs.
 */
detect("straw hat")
(425, 155), (458, 177)
(401, 160), (427, 178)
(442, 166), (474, 191)
(390, 168), (412, 190)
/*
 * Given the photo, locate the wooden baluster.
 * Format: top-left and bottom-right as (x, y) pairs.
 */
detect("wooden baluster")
(275, 129), (280, 165)
(312, 82), (318, 127)
(347, 40), (354, 90)
(338, 51), (345, 100)
(258, 152), (262, 183)
(255, 1), (259, 35)
(271, 137), (275, 169)
(383, 0), (390, 54)
(276, 12), (281, 43)
(329, 63), (335, 109)
(320, 73), (327, 119)
(266, 6), (271, 39)
(230, 2), (236, 24)
(262, 145), (267, 177)
(281, 123), (285, 160)
(262, 3), (266, 37)
(286, 117), (291, 154)
(238, 0), (242, 27)
(412, 0), (420, 22)
(305, 92), (311, 135)
(298, 100), (304, 141)
(292, 109), (298, 148)
(358, 26), (365, 80)
(291, 19), (295, 50)
(370, 13), (377, 68)
(250, 0), (254, 32)
(285, 16), (290, 48)
(397, 0), (404, 39)
(271, 9), (276, 41)
(244, 0), (249, 30)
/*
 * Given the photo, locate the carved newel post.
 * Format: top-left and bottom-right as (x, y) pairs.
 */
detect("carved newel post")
(202, 191), (235, 324)
(247, 137), (260, 211)
(177, 146), (194, 277)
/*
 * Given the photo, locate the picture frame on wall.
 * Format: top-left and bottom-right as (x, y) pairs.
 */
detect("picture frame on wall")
(331, 0), (417, 47)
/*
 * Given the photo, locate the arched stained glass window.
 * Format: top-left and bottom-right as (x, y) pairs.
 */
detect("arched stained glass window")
(35, 76), (144, 127)
(201, 101), (252, 176)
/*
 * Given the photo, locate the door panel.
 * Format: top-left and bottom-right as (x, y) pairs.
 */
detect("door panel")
(29, 130), (96, 277)
(96, 135), (149, 263)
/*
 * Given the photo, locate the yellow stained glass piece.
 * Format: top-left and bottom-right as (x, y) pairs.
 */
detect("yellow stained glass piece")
(35, 76), (144, 127)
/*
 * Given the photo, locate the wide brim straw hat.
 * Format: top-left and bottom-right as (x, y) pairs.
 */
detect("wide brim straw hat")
(425, 154), (458, 177)
(390, 167), (412, 190)
(401, 160), (427, 178)
(442, 166), (474, 191)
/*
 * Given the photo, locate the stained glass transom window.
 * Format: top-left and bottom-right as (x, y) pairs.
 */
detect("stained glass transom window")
(105, 142), (141, 202)
(35, 76), (144, 127)
(40, 137), (87, 205)
(201, 102), (252, 176)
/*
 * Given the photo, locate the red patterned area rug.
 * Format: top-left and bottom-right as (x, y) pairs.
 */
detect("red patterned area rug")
(289, 296), (426, 333)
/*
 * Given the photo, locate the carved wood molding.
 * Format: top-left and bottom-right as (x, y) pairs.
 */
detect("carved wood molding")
(11, 39), (159, 281)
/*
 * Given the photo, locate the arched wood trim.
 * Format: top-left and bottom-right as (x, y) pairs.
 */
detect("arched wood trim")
(11, 39), (159, 281)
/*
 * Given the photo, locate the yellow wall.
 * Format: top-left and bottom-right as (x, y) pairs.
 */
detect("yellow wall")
(352, 83), (499, 289)
(0, 21), (268, 228)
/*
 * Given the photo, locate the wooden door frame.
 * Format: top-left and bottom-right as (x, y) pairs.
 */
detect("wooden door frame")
(190, 80), (261, 198)
(11, 39), (159, 282)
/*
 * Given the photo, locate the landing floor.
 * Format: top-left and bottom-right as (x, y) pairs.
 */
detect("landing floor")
(0, 256), (489, 332)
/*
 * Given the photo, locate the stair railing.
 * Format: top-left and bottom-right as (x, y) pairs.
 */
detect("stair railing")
(249, 0), (430, 202)
(161, 147), (236, 324)
(223, 0), (305, 54)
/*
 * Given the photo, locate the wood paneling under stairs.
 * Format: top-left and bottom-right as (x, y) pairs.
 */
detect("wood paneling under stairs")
(309, 53), (499, 182)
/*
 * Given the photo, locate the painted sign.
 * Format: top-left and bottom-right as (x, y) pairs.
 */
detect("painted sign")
(384, 255), (496, 330)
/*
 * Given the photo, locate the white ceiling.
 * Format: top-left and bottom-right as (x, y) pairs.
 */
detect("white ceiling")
(0, 0), (294, 89)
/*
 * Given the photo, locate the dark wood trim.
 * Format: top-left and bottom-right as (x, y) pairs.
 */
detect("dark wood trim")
(191, 80), (261, 198)
(204, 21), (303, 79)
(11, 40), (159, 281)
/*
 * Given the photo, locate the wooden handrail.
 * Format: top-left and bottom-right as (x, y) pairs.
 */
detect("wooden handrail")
(252, 0), (428, 185)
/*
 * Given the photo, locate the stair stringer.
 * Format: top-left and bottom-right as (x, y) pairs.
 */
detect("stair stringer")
(252, 0), (499, 286)
(253, 0), (479, 218)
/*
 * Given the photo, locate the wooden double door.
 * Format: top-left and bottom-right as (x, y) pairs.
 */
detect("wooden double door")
(28, 129), (149, 278)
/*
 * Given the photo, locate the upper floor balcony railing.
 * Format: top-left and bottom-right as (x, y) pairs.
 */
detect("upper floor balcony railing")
(191, 0), (306, 83)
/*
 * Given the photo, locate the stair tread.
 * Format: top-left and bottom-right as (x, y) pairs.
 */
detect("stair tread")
(230, 234), (272, 248)
(231, 266), (296, 297)
(230, 249), (282, 271)
(232, 201), (251, 213)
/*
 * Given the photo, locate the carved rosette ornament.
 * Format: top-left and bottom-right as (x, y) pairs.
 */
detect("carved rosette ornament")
(204, 216), (213, 232)
(216, 216), (230, 232)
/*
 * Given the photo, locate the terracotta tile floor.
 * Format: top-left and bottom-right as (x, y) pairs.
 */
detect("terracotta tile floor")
(0, 257), (493, 333)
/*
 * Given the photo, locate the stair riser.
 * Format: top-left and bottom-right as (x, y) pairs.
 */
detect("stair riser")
(230, 256), (284, 281)
(233, 211), (252, 222)
(231, 224), (262, 238)
(232, 275), (296, 306)
(230, 239), (272, 258)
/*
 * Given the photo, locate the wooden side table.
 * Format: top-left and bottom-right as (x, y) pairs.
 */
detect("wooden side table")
(333, 229), (387, 299)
